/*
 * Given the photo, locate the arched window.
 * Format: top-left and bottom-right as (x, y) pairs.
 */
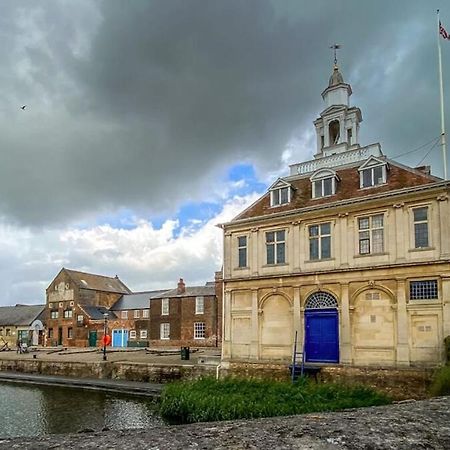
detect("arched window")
(329, 120), (340, 145)
(305, 291), (338, 309)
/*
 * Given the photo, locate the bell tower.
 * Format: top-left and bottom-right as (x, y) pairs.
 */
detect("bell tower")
(313, 45), (362, 158)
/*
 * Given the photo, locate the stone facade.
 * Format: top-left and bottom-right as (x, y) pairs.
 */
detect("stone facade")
(221, 62), (450, 368)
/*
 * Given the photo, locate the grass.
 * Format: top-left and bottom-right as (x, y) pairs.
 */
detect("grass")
(429, 365), (450, 396)
(159, 377), (392, 424)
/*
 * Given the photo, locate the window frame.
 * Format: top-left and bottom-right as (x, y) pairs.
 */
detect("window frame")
(129, 330), (137, 339)
(121, 311), (128, 319)
(161, 298), (169, 316)
(194, 322), (206, 339)
(409, 280), (439, 301)
(312, 177), (335, 199)
(50, 310), (59, 319)
(265, 229), (286, 265)
(142, 309), (149, 319)
(412, 206), (430, 249)
(308, 222), (332, 260)
(359, 165), (387, 188)
(270, 186), (291, 207)
(63, 308), (73, 319)
(134, 310), (140, 319)
(237, 235), (248, 268)
(195, 296), (205, 314)
(357, 213), (384, 255)
(160, 323), (170, 340)
(140, 329), (148, 339)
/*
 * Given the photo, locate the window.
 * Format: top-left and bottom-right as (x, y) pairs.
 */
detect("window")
(361, 165), (386, 188)
(160, 323), (170, 340)
(48, 328), (53, 338)
(309, 223), (331, 260)
(63, 309), (73, 319)
(266, 230), (286, 264)
(142, 309), (149, 318)
(50, 310), (59, 319)
(67, 327), (73, 339)
(271, 187), (290, 206)
(6, 328), (11, 336)
(410, 280), (438, 300)
(77, 314), (84, 324)
(358, 214), (384, 255)
(140, 330), (148, 339)
(413, 207), (429, 248)
(161, 298), (169, 315)
(238, 236), (247, 268)
(121, 311), (128, 319)
(194, 322), (206, 339)
(195, 296), (204, 314)
(134, 310), (140, 319)
(313, 178), (334, 198)
(129, 330), (136, 339)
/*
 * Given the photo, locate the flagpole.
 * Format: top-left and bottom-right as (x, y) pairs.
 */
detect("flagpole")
(437, 10), (448, 179)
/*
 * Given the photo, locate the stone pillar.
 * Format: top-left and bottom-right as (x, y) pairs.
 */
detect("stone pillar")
(250, 288), (259, 359)
(223, 232), (232, 278)
(338, 213), (349, 267)
(293, 287), (301, 348)
(396, 279), (410, 366)
(393, 204), (406, 261)
(442, 277), (450, 339)
(292, 222), (301, 272)
(340, 283), (352, 364)
(438, 196), (450, 258)
(251, 228), (259, 276)
(222, 289), (232, 359)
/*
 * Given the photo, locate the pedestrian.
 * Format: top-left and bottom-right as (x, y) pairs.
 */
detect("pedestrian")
(16, 338), (21, 354)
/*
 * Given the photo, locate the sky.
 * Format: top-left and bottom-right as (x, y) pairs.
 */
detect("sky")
(0, 0), (448, 306)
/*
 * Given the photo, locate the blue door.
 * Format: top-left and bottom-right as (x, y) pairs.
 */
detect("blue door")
(112, 329), (129, 347)
(305, 309), (339, 363)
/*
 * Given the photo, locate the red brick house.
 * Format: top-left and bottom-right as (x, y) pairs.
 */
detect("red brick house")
(45, 268), (131, 347)
(149, 277), (222, 347)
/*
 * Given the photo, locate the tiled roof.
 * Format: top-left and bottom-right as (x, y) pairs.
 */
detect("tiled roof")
(234, 160), (439, 222)
(151, 285), (215, 299)
(0, 305), (45, 327)
(80, 305), (117, 321)
(110, 290), (170, 311)
(64, 269), (131, 294)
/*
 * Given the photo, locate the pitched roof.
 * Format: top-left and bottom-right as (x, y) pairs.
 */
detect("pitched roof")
(110, 290), (170, 311)
(233, 159), (440, 222)
(0, 305), (45, 327)
(63, 269), (131, 294)
(152, 285), (215, 299)
(79, 305), (117, 321)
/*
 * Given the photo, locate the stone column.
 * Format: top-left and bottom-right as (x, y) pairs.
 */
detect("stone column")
(293, 287), (301, 348)
(393, 204), (406, 261)
(223, 232), (232, 278)
(442, 277), (450, 339)
(438, 195), (450, 258)
(250, 288), (259, 359)
(292, 222), (301, 272)
(251, 228), (259, 276)
(222, 289), (232, 359)
(339, 213), (349, 268)
(396, 279), (410, 366)
(340, 283), (352, 364)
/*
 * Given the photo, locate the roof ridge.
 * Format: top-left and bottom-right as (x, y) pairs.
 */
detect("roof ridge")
(64, 268), (122, 281)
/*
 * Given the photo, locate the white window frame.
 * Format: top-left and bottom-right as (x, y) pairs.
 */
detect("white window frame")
(161, 298), (169, 315)
(140, 329), (148, 339)
(270, 186), (291, 206)
(357, 214), (384, 255)
(237, 235), (248, 268)
(312, 177), (336, 198)
(412, 206), (430, 249)
(359, 165), (387, 188)
(50, 310), (58, 319)
(129, 330), (136, 339)
(142, 309), (149, 318)
(308, 222), (332, 260)
(63, 308), (73, 319)
(194, 322), (206, 339)
(195, 296), (205, 315)
(265, 229), (286, 265)
(121, 311), (128, 319)
(160, 323), (170, 340)
(134, 310), (140, 319)
(77, 314), (84, 323)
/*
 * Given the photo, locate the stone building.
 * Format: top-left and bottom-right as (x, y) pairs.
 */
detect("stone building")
(45, 268), (130, 347)
(221, 61), (450, 368)
(0, 304), (45, 348)
(149, 277), (222, 347)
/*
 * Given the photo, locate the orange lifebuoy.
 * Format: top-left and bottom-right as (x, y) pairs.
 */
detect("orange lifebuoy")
(101, 334), (111, 346)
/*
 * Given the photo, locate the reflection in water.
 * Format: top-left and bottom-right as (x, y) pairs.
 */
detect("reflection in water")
(0, 382), (162, 438)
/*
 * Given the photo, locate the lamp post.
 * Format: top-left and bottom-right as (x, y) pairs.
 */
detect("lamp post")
(103, 312), (108, 361)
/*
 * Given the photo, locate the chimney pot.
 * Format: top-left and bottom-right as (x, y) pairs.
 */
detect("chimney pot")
(177, 278), (186, 294)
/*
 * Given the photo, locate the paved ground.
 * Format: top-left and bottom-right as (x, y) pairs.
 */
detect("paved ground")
(0, 346), (221, 366)
(1, 396), (449, 449)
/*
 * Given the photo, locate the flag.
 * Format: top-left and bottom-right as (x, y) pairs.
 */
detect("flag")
(440, 21), (450, 40)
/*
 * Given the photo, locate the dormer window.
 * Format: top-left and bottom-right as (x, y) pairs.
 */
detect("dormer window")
(358, 157), (388, 188)
(310, 169), (338, 199)
(269, 179), (293, 207)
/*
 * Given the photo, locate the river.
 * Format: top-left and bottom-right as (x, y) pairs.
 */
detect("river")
(0, 382), (164, 438)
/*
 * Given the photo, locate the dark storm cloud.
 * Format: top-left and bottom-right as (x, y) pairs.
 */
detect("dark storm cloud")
(0, 0), (446, 225)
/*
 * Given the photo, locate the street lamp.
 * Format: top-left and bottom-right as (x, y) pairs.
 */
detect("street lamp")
(103, 312), (108, 361)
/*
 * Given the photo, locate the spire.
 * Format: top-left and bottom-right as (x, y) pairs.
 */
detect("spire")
(328, 44), (344, 86)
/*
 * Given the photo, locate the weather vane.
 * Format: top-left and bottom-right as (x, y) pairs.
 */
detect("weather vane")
(329, 44), (341, 66)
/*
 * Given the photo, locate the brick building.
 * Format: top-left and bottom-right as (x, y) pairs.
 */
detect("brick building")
(149, 277), (222, 347)
(45, 268), (130, 347)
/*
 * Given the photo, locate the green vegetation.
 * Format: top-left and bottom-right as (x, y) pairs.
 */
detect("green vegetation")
(159, 377), (391, 424)
(430, 365), (450, 396)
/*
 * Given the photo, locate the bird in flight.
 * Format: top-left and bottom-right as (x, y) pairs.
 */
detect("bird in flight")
(20, 105), (26, 110)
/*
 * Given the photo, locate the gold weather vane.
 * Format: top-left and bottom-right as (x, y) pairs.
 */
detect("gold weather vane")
(329, 44), (341, 66)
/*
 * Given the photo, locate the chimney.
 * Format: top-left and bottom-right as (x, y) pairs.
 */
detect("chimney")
(177, 278), (186, 294)
(415, 165), (431, 176)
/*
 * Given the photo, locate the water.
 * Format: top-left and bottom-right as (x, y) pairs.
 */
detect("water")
(0, 382), (164, 438)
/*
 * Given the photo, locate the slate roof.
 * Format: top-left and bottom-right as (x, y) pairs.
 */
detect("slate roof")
(152, 285), (215, 299)
(63, 269), (131, 294)
(0, 305), (45, 327)
(79, 305), (117, 321)
(233, 159), (440, 222)
(110, 290), (170, 311)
